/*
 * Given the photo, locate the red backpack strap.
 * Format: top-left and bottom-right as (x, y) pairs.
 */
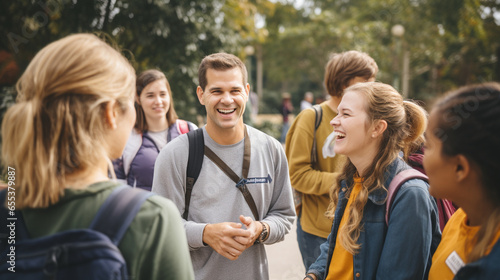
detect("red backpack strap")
(436, 198), (457, 231)
(177, 120), (190, 134)
(385, 169), (428, 226)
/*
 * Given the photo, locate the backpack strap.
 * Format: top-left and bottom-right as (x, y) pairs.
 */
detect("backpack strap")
(203, 128), (259, 221)
(436, 198), (457, 231)
(310, 104), (323, 168)
(177, 119), (190, 135)
(90, 185), (153, 245)
(385, 169), (428, 226)
(183, 128), (204, 220)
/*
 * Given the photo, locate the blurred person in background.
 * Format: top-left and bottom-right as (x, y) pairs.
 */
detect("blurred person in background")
(113, 69), (197, 191)
(280, 91), (294, 143)
(300, 91), (314, 111)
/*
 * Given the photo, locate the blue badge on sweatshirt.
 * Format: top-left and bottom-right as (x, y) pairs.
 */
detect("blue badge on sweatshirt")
(236, 174), (273, 187)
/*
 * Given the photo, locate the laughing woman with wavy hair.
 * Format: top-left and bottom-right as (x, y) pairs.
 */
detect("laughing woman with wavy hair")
(305, 82), (441, 280)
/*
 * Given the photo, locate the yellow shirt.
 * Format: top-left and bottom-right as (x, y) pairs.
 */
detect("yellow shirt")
(326, 178), (363, 280)
(285, 102), (346, 238)
(429, 208), (500, 280)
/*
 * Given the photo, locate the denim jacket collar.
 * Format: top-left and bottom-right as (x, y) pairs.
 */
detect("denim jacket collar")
(340, 157), (410, 206)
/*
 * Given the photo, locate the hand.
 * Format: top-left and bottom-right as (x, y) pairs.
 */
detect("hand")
(234, 215), (262, 248)
(202, 222), (251, 260)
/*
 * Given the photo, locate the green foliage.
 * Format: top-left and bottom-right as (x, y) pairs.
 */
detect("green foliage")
(259, 90), (281, 114)
(258, 0), (500, 103)
(1, 0), (499, 125)
(253, 120), (281, 141)
(0, 0), (245, 123)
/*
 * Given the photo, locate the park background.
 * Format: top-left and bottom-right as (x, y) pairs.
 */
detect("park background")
(1, 0), (500, 140)
(0, 1), (499, 278)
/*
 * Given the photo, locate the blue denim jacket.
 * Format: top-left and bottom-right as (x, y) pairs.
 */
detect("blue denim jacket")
(307, 158), (441, 280)
(453, 239), (500, 279)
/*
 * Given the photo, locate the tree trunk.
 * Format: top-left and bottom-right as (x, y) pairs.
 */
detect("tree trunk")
(102, 0), (112, 31)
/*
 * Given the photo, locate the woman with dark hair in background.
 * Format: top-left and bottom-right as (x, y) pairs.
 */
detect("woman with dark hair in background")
(114, 69), (197, 191)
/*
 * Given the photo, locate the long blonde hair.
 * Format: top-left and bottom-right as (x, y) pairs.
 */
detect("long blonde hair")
(326, 82), (427, 254)
(1, 33), (135, 209)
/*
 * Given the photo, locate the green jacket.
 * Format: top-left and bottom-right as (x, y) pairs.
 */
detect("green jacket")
(22, 181), (194, 280)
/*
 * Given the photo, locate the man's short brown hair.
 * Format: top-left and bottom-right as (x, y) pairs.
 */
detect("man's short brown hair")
(324, 50), (378, 97)
(198, 53), (248, 90)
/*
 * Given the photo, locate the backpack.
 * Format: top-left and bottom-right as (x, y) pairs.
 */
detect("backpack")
(0, 185), (153, 279)
(177, 119), (190, 135)
(182, 128), (259, 221)
(292, 104), (323, 213)
(385, 167), (457, 232)
(183, 128), (204, 220)
(116, 119), (192, 184)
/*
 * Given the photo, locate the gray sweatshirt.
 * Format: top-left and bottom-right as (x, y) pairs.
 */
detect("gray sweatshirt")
(152, 125), (296, 280)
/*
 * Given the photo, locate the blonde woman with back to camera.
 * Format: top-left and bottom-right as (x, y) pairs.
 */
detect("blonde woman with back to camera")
(0, 34), (193, 279)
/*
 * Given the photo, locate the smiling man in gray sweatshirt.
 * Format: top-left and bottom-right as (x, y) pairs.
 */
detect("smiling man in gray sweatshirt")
(152, 52), (295, 280)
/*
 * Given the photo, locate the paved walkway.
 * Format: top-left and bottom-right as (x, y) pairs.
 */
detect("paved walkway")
(266, 220), (306, 279)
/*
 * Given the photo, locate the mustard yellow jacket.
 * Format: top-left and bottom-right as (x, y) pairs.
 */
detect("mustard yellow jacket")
(285, 102), (346, 238)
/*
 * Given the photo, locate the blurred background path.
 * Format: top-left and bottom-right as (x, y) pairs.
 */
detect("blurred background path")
(266, 220), (306, 280)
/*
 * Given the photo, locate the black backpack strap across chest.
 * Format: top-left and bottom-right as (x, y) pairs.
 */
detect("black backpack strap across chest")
(183, 128), (205, 220)
(183, 127), (259, 221)
(203, 127), (259, 220)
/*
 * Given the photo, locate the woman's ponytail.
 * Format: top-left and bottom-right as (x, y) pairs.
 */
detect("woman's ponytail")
(2, 100), (63, 208)
(2, 34), (135, 209)
(402, 100), (428, 158)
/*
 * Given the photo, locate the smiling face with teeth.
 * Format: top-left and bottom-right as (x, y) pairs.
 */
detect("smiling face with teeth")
(330, 89), (384, 175)
(197, 67), (249, 143)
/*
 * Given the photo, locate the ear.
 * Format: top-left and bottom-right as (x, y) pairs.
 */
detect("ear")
(371, 119), (387, 138)
(104, 101), (118, 130)
(245, 83), (250, 97)
(196, 86), (205, 105)
(455, 154), (471, 182)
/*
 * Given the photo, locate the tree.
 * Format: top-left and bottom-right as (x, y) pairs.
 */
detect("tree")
(257, 0), (500, 106)
(0, 0), (247, 122)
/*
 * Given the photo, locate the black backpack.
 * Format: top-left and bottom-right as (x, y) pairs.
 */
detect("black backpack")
(182, 128), (259, 221)
(183, 129), (204, 220)
(0, 185), (153, 279)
